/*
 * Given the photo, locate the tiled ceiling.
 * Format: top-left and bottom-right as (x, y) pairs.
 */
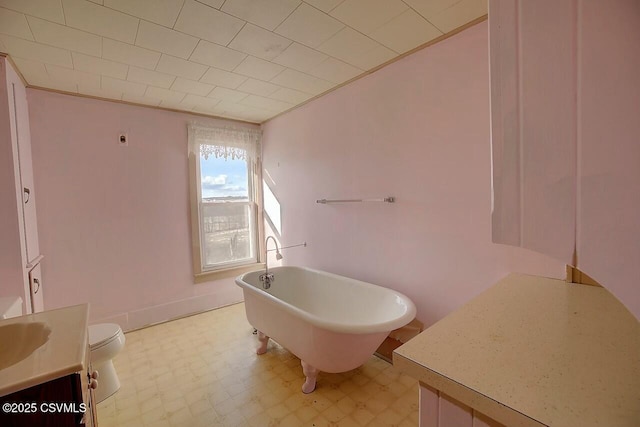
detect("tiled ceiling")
(0, 0), (486, 123)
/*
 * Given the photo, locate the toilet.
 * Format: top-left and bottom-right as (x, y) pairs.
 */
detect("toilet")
(88, 323), (125, 403)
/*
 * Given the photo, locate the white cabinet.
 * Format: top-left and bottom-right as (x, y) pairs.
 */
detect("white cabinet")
(8, 68), (40, 263)
(489, 0), (576, 265)
(489, 0), (640, 319)
(0, 57), (43, 313)
(575, 0), (640, 320)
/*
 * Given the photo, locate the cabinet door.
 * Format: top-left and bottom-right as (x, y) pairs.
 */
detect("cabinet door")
(81, 342), (98, 427)
(577, 0), (640, 320)
(0, 374), (81, 426)
(28, 263), (44, 313)
(489, 0), (576, 264)
(9, 78), (40, 264)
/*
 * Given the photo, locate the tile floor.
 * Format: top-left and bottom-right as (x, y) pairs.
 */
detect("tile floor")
(97, 303), (419, 427)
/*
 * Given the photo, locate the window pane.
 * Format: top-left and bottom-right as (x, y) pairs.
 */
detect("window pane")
(200, 152), (249, 200)
(201, 202), (254, 267)
(199, 148), (255, 269)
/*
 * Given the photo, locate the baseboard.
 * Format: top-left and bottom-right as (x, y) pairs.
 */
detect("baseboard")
(90, 286), (243, 331)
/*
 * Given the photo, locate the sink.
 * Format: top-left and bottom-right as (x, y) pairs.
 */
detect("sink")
(0, 322), (51, 370)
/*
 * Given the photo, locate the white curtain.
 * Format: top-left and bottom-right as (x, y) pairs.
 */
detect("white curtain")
(188, 123), (262, 160)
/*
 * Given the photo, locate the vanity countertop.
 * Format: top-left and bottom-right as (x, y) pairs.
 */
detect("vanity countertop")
(0, 304), (89, 397)
(394, 273), (640, 427)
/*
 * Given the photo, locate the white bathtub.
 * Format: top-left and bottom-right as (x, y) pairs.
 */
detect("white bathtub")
(235, 266), (416, 393)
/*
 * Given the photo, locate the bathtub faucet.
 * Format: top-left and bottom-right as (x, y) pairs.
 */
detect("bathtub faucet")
(260, 236), (282, 289)
(260, 238), (307, 289)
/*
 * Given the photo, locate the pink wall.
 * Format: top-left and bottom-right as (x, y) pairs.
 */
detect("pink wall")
(27, 91), (253, 329)
(261, 22), (565, 326)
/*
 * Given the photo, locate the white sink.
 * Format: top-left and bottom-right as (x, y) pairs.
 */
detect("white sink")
(0, 322), (50, 370)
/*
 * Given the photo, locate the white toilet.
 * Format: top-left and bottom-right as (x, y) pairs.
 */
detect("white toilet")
(88, 323), (125, 403)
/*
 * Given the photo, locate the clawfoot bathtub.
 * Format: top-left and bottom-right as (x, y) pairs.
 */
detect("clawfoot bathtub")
(235, 266), (416, 393)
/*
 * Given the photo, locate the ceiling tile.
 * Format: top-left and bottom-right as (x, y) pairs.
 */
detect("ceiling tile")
(228, 24), (292, 61)
(240, 94), (294, 112)
(170, 77), (215, 96)
(269, 87), (311, 104)
(275, 3), (343, 48)
(221, 0), (300, 31)
(193, 104), (226, 116)
(102, 75), (147, 96)
(302, 0), (344, 13)
(330, 0), (406, 34)
(404, 0), (487, 33)
(236, 78), (280, 96)
(370, 9), (442, 54)
(0, 0), (65, 24)
(135, 20), (198, 59)
(180, 93), (220, 110)
(200, 67), (247, 89)
(122, 93), (161, 106)
(11, 57), (49, 83)
(270, 68), (332, 94)
(159, 99), (185, 110)
(238, 107), (273, 122)
(189, 40), (247, 71)
(77, 84), (123, 100)
(0, 8), (34, 40)
(272, 42), (327, 73)
(208, 87), (249, 103)
(0, 34), (73, 67)
(72, 52), (129, 79)
(350, 43), (396, 70)
(102, 39), (160, 70)
(27, 17), (102, 57)
(156, 54), (208, 80)
(174, 0), (244, 46)
(145, 86), (187, 103)
(402, 0), (454, 18)
(127, 66), (176, 88)
(215, 100), (245, 113)
(31, 78), (78, 93)
(233, 56), (285, 81)
(307, 56), (361, 83)
(62, 0), (139, 44)
(317, 27), (394, 70)
(196, 0), (224, 8)
(46, 64), (101, 88)
(105, 0), (184, 27)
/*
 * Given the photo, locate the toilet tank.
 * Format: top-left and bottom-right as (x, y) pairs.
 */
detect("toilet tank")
(0, 297), (23, 319)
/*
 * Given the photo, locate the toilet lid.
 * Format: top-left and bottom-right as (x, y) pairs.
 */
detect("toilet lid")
(89, 323), (121, 348)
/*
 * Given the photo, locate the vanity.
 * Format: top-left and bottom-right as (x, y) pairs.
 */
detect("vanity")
(0, 304), (98, 426)
(394, 274), (640, 427)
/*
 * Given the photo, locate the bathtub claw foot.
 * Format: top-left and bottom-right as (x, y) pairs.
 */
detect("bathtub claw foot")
(256, 331), (270, 355)
(301, 361), (318, 393)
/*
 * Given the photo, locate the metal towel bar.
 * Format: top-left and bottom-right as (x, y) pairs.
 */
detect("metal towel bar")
(316, 197), (395, 204)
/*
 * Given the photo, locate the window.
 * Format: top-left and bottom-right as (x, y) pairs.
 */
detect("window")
(188, 124), (263, 281)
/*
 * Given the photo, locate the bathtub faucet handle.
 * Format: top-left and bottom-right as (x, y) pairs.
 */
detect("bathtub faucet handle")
(259, 273), (274, 289)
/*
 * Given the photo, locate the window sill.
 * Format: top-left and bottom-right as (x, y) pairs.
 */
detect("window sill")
(194, 263), (265, 284)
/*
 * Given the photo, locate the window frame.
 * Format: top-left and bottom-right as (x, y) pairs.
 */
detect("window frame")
(188, 129), (265, 283)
